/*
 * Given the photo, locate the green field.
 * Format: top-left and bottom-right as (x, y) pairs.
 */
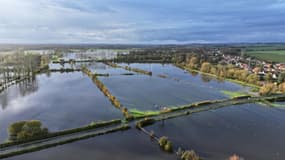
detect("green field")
(246, 50), (285, 63)
(221, 90), (249, 98)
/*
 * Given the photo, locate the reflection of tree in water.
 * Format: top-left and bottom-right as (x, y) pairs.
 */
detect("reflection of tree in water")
(190, 71), (198, 77)
(0, 90), (8, 110)
(19, 76), (39, 97)
(201, 74), (214, 83)
(0, 76), (39, 110)
(217, 77), (225, 83)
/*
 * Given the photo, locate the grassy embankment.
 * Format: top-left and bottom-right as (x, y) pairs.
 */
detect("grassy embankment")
(130, 93), (285, 119)
(129, 95), (256, 119)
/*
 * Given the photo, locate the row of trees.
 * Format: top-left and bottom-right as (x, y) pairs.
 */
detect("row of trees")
(259, 82), (285, 95)
(199, 62), (260, 85)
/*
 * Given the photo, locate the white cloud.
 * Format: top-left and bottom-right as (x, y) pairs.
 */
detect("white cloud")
(0, 0), (284, 43)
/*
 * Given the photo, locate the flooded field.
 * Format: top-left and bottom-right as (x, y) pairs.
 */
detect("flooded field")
(87, 63), (135, 75)
(0, 72), (122, 142)
(1, 61), (284, 160)
(99, 63), (250, 110)
(146, 103), (285, 160)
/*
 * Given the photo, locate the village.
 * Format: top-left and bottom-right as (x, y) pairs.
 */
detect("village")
(219, 51), (285, 83)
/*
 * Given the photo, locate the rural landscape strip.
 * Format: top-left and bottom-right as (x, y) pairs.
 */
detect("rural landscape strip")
(1, 62), (285, 159)
(104, 62), (152, 75)
(131, 94), (285, 120)
(84, 62), (285, 121)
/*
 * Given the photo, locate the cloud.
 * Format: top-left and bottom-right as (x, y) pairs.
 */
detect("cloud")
(0, 0), (284, 43)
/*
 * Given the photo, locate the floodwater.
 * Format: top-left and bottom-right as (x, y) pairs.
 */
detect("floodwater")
(99, 63), (250, 110)
(87, 62), (135, 75)
(146, 103), (285, 160)
(1, 62), (285, 160)
(0, 72), (122, 142)
(6, 130), (176, 160)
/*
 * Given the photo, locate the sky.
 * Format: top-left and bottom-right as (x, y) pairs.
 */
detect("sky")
(0, 0), (285, 44)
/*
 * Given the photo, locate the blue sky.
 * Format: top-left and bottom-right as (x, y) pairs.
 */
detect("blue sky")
(0, 0), (285, 44)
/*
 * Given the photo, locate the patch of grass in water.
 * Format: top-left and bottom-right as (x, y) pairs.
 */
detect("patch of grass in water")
(221, 90), (249, 98)
(130, 109), (160, 117)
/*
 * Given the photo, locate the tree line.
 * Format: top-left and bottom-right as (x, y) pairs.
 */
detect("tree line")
(180, 55), (285, 95)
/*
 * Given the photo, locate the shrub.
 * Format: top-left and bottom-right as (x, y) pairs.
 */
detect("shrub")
(228, 154), (243, 160)
(164, 141), (173, 152)
(259, 83), (277, 95)
(8, 120), (48, 141)
(200, 62), (212, 73)
(158, 136), (173, 152)
(8, 121), (26, 137)
(181, 150), (200, 160)
(159, 136), (168, 147)
(279, 82), (285, 93)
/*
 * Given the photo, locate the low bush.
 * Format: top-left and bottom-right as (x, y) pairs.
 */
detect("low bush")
(158, 136), (173, 152)
(8, 120), (48, 141)
(180, 150), (200, 160)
